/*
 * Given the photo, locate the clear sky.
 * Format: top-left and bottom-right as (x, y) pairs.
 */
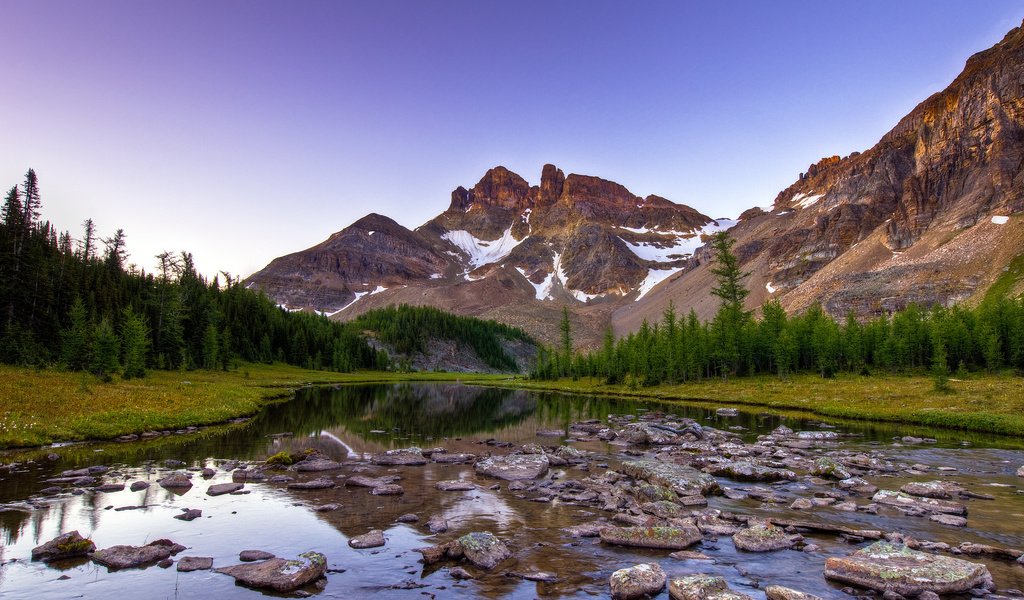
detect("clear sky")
(2, 1), (1022, 279)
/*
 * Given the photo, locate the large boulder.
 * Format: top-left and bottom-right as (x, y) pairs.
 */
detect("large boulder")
(899, 480), (966, 499)
(31, 531), (95, 562)
(707, 461), (796, 482)
(824, 541), (992, 596)
(809, 457), (852, 480)
(618, 460), (718, 497)
(610, 563), (666, 599)
(92, 539), (185, 570)
(475, 454), (549, 481)
(600, 525), (702, 550)
(669, 574), (753, 600)
(294, 458), (343, 472)
(215, 551), (327, 593)
(457, 532), (511, 570)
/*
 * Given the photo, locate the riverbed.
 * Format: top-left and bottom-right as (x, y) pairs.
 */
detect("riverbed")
(1, 383), (1022, 598)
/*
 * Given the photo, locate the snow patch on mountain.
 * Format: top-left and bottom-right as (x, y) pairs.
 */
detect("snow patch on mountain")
(442, 226), (525, 268)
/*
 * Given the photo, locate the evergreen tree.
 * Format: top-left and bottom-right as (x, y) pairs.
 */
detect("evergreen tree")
(80, 218), (96, 261)
(202, 324), (220, 369)
(61, 297), (91, 370)
(121, 308), (150, 379)
(91, 318), (120, 382)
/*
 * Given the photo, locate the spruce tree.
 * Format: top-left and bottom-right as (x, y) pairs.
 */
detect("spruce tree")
(61, 297), (91, 370)
(91, 319), (120, 382)
(202, 324), (220, 369)
(121, 308), (150, 379)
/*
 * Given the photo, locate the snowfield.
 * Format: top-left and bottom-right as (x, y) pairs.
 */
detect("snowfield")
(620, 219), (737, 264)
(442, 226), (525, 268)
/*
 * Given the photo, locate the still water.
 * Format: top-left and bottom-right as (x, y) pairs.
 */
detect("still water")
(1, 384), (1022, 599)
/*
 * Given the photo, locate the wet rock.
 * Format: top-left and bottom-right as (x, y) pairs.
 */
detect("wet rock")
(201, 467), (216, 478)
(349, 530), (386, 549)
(436, 480), (476, 491)
(287, 478), (335, 490)
(294, 459), (343, 472)
(900, 480), (967, 499)
(431, 453), (476, 464)
(92, 539), (185, 570)
(640, 501), (686, 519)
(457, 532), (511, 570)
(346, 475), (395, 488)
(810, 457), (853, 480)
(669, 574), (753, 600)
(207, 482), (244, 496)
(427, 515), (449, 533)
(31, 531), (96, 562)
(371, 447), (427, 466)
(215, 551), (327, 593)
(240, 550), (275, 562)
(669, 550), (714, 561)
(95, 483), (125, 493)
(177, 556), (213, 572)
(416, 541), (464, 565)
(1017, 466), (1024, 477)
(930, 513), (968, 527)
(600, 525), (702, 550)
(562, 521), (609, 538)
(165, 459), (186, 468)
(619, 460), (718, 496)
(796, 431), (839, 440)
(129, 481), (149, 492)
(610, 563), (666, 599)
(449, 566), (474, 580)
(397, 513), (418, 523)
(159, 472), (193, 490)
(732, 520), (799, 552)
(765, 585), (825, 600)
(790, 498), (814, 510)
(475, 454), (549, 480)
(173, 508), (202, 521)
(872, 490), (966, 515)
(634, 483), (678, 502)
(370, 484), (404, 495)
(824, 541), (992, 596)
(707, 461), (797, 482)
(696, 514), (740, 535)
(314, 503), (340, 512)
(716, 408), (739, 417)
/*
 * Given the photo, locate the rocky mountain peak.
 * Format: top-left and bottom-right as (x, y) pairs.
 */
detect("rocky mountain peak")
(537, 163), (565, 207)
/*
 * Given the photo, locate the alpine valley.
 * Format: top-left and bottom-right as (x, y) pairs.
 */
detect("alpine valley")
(247, 21), (1024, 348)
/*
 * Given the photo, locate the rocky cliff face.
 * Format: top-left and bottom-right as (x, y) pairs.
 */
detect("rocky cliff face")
(616, 20), (1024, 333)
(246, 164), (723, 345)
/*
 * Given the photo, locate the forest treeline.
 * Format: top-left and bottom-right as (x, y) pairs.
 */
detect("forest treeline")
(350, 304), (535, 371)
(533, 232), (1024, 386)
(0, 169), (388, 378)
(0, 169), (537, 378)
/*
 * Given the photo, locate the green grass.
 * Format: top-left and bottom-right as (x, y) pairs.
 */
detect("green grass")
(983, 247), (1024, 303)
(0, 363), (505, 449)
(481, 373), (1024, 436)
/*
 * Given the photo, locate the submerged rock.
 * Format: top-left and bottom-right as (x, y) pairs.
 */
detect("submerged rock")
(475, 454), (549, 481)
(31, 531), (96, 562)
(287, 478), (335, 490)
(92, 539), (185, 570)
(177, 556), (213, 572)
(669, 574), (753, 600)
(824, 541), (992, 596)
(610, 563), (666, 599)
(215, 551), (326, 593)
(600, 525), (702, 550)
(436, 480), (476, 491)
(239, 550), (275, 562)
(173, 508), (202, 522)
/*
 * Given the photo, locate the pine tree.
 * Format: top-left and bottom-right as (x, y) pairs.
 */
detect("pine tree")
(559, 306), (573, 377)
(80, 218), (96, 261)
(61, 297), (91, 370)
(103, 229), (127, 271)
(1, 186), (23, 230)
(121, 308), (150, 379)
(202, 324), (220, 369)
(91, 318), (120, 382)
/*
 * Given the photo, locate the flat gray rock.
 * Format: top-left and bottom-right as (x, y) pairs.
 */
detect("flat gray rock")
(287, 478), (335, 490)
(294, 459), (342, 472)
(177, 556), (213, 572)
(436, 480), (476, 491)
(159, 472), (193, 490)
(475, 454), (549, 481)
(207, 482), (244, 496)
(92, 539), (184, 570)
(349, 530), (386, 549)
(239, 550), (275, 562)
(610, 563), (666, 599)
(371, 447), (427, 466)
(824, 541), (992, 596)
(618, 460), (718, 496)
(457, 532), (511, 570)
(215, 551), (326, 593)
(670, 574), (753, 600)
(600, 525), (702, 550)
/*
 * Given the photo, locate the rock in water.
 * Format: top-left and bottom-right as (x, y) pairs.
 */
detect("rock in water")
(669, 574), (753, 600)
(371, 447), (427, 466)
(871, 490), (966, 515)
(457, 532), (511, 570)
(349, 530), (386, 549)
(618, 460), (718, 496)
(600, 525), (702, 550)
(1016, 465), (1023, 477)
(765, 586), (824, 600)
(732, 520), (799, 552)
(294, 459), (343, 472)
(610, 563), (666, 599)
(177, 556), (214, 572)
(239, 550), (275, 562)
(207, 482), (244, 496)
(475, 454), (549, 480)
(436, 480), (476, 491)
(824, 541), (992, 596)
(159, 472), (193, 490)
(31, 531), (96, 562)
(92, 539), (185, 570)
(215, 551), (327, 593)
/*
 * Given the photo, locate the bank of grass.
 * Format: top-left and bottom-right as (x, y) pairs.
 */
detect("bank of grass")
(0, 363), (503, 449)
(485, 373), (1024, 436)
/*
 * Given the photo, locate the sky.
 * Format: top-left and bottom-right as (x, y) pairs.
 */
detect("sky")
(2, 1), (1023, 279)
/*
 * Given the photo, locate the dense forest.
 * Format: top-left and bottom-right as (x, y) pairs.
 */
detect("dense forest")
(0, 169), (387, 377)
(350, 304), (535, 371)
(533, 232), (1024, 386)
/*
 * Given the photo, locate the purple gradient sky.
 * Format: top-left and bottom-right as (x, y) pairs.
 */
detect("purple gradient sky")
(2, 1), (1022, 278)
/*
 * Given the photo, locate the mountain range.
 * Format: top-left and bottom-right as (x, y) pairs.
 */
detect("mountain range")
(247, 20), (1024, 348)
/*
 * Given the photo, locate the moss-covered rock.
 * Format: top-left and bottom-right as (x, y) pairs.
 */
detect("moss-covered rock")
(610, 563), (666, 599)
(732, 520), (799, 552)
(669, 574), (753, 600)
(31, 530), (95, 562)
(824, 541), (992, 596)
(600, 525), (702, 550)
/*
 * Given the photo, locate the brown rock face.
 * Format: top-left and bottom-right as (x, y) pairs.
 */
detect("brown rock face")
(620, 20), (1024, 332)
